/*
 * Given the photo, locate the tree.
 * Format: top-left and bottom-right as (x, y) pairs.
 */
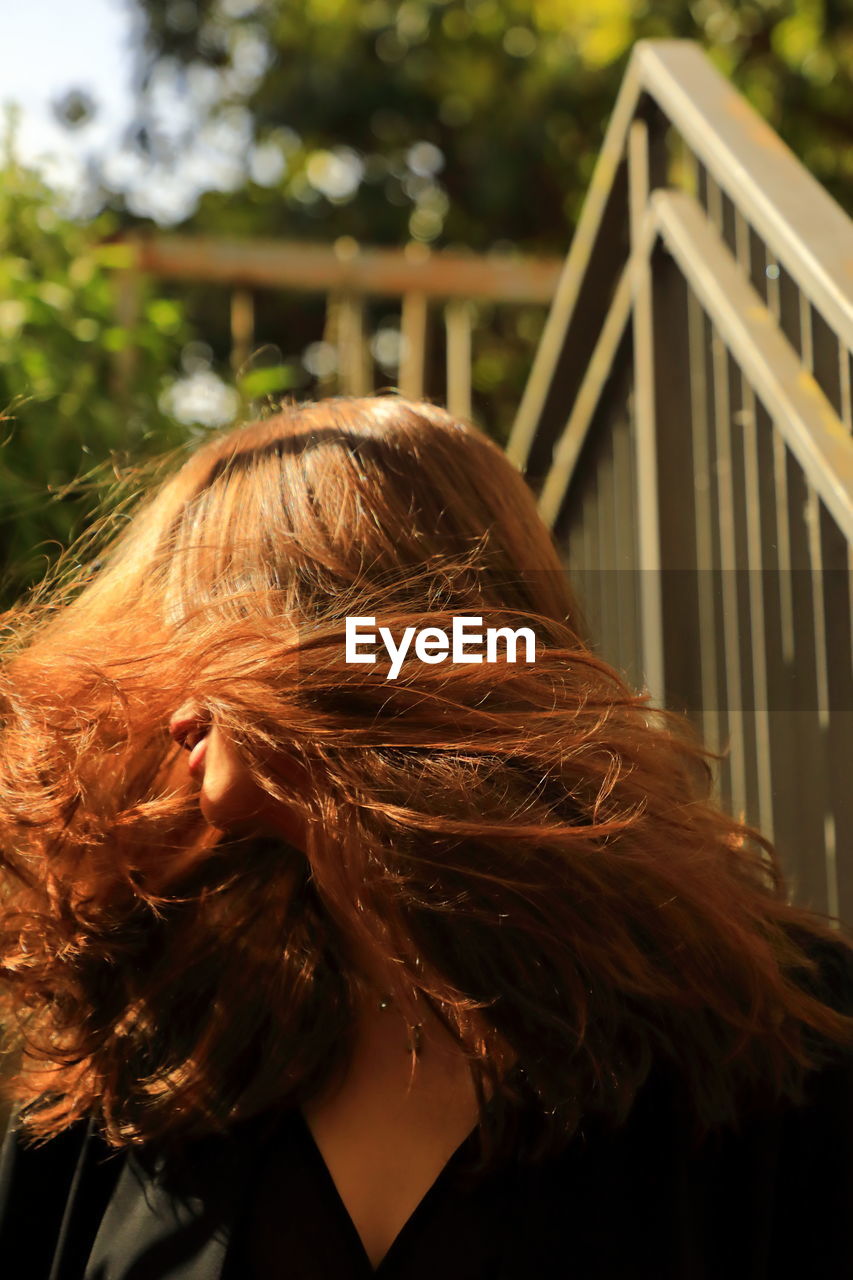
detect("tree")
(109, 0), (852, 247)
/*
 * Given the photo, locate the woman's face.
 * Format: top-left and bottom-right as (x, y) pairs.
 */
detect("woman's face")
(168, 702), (307, 849)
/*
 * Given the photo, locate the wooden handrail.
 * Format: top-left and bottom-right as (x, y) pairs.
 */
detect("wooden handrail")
(122, 234), (563, 304)
(508, 38), (853, 475)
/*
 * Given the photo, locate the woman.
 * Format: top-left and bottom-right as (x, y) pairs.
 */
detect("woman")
(0, 394), (851, 1279)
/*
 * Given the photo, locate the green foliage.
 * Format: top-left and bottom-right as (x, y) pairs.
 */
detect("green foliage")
(237, 363), (303, 400)
(0, 113), (193, 603)
(125, 0), (852, 252)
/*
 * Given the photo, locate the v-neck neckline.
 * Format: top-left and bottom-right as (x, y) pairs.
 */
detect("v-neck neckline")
(294, 1108), (481, 1276)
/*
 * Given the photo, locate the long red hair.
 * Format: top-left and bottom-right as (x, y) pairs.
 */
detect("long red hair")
(1, 395), (851, 1164)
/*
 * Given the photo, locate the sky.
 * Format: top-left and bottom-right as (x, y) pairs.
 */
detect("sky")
(0, 0), (138, 206)
(0, 0), (262, 224)
(0, 0), (282, 421)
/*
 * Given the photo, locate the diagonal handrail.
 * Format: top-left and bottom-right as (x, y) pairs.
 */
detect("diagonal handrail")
(652, 192), (853, 540)
(537, 192), (853, 542)
(636, 43), (853, 349)
(508, 39), (853, 478)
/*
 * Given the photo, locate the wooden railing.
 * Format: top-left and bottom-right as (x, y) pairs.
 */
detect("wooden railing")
(507, 40), (853, 926)
(112, 233), (563, 423)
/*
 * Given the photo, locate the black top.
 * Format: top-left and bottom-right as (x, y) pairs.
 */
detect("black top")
(2, 937), (853, 1279)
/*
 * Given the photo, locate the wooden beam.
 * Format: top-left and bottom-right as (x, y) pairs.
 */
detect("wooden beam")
(125, 235), (562, 304)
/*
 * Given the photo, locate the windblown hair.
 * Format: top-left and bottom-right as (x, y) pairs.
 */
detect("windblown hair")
(1, 395), (851, 1166)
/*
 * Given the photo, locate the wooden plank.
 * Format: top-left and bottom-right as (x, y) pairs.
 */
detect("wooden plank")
(132, 235), (562, 304)
(444, 300), (473, 420)
(230, 287), (254, 375)
(337, 294), (371, 395)
(399, 292), (428, 400)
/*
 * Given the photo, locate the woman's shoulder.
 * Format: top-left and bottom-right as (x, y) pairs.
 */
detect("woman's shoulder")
(0, 1111), (125, 1277)
(0, 1105), (282, 1279)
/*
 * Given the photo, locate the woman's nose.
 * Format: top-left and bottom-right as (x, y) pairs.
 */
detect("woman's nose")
(168, 702), (210, 747)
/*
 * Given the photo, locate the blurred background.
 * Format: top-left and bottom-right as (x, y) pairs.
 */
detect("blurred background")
(1, 0), (851, 601)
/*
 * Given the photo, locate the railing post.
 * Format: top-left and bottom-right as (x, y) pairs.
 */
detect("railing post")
(628, 112), (667, 710)
(230, 288), (254, 376)
(329, 237), (371, 396)
(318, 292), (341, 397)
(444, 299), (473, 420)
(398, 242), (431, 401)
(337, 292), (371, 395)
